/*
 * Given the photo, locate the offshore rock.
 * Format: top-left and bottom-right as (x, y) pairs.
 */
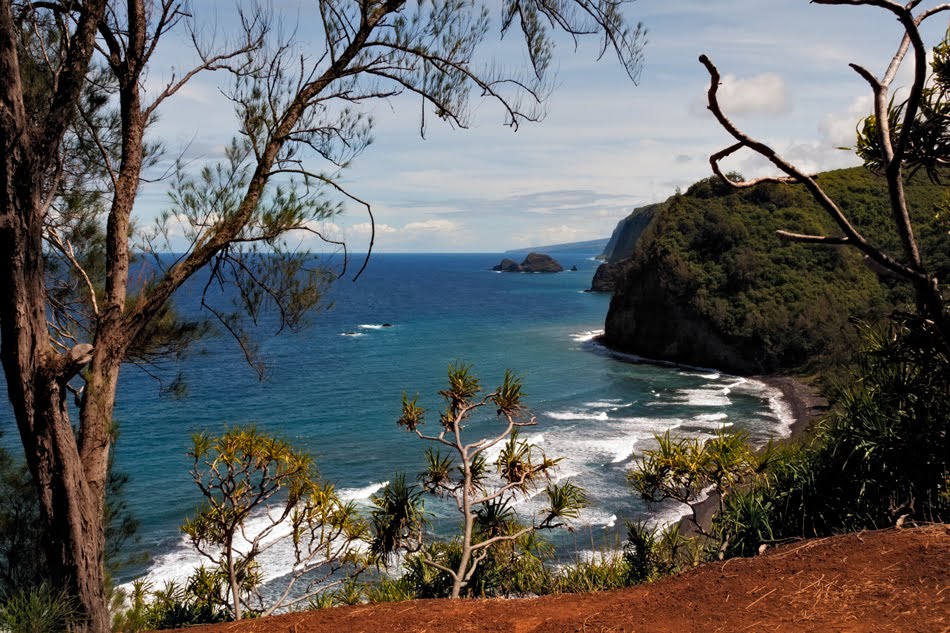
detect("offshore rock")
(492, 258), (522, 272)
(492, 253), (564, 273)
(519, 252), (563, 273)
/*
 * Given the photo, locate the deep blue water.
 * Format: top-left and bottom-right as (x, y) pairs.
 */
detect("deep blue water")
(0, 251), (791, 586)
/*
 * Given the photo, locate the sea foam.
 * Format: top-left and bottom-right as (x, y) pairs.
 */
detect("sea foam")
(571, 329), (604, 343)
(584, 400), (633, 409)
(340, 481), (389, 502)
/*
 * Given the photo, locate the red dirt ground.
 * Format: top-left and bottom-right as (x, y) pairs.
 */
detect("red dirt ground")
(182, 525), (949, 633)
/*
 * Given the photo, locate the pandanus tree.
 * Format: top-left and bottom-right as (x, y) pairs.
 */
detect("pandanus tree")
(376, 365), (586, 599)
(182, 426), (369, 620)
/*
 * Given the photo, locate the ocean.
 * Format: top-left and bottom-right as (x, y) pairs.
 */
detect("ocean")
(0, 250), (791, 589)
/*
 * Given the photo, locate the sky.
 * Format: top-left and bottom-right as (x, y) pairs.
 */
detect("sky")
(137, 0), (948, 253)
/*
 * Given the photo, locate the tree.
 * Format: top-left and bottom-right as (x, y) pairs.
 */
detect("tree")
(0, 1), (645, 629)
(628, 428), (770, 555)
(181, 426), (367, 619)
(699, 0), (948, 346)
(378, 364), (587, 599)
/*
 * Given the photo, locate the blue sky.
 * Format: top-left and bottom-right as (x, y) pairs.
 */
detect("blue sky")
(139, 0), (947, 252)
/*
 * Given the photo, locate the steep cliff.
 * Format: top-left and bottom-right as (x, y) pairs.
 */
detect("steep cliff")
(599, 204), (659, 264)
(589, 204), (659, 292)
(602, 168), (949, 374)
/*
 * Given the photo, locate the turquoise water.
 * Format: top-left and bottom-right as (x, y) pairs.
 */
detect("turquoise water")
(0, 251), (791, 586)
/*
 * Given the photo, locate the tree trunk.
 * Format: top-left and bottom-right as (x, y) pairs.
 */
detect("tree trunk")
(227, 537), (242, 620)
(451, 464), (475, 599)
(29, 384), (110, 633)
(0, 121), (110, 633)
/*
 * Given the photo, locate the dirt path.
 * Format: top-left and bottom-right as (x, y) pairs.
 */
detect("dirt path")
(184, 525), (949, 633)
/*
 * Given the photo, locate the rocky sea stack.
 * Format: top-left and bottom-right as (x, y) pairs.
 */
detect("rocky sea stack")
(492, 252), (564, 273)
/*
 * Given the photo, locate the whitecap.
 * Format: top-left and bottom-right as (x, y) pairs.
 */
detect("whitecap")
(339, 481), (389, 502)
(574, 508), (618, 529)
(679, 371), (721, 380)
(675, 387), (732, 407)
(601, 437), (637, 463)
(584, 401), (632, 409)
(545, 410), (609, 421)
(570, 329), (604, 343)
(695, 412), (728, 422)
(339, 332), (364, 337)
(123, 503), (373, 598)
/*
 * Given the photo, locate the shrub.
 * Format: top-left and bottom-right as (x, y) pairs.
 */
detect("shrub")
(0, 585), (80, 633)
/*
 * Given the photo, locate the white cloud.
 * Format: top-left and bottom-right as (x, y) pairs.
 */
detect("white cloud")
(403, 219), (459, 233)
(349, 222), (397, 235)
(691, 72), (791, 118)
(819, 95), (873, 147)
(509, 224), (601, 247)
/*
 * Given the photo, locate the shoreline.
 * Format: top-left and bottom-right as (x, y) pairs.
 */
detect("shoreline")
(756, 375), (828, 440)
(587, 335), (829, 536)
(679, 374), (828, 536)
(588, 336), (827, 439)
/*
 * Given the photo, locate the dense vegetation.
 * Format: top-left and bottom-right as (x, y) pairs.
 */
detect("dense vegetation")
(715, 316), (949, 552)
(626, 313), (949, 566)
(604, 167), (949, 374)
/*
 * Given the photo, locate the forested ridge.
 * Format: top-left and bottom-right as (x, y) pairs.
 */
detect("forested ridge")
(604, 166), (950, 374)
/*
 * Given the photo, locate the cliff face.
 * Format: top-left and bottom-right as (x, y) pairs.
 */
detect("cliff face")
(600, 197), (785, 374)
(599, 204), (659, 264)
(600, 168), (949, 374)
(589, 258), (632, 292)
(589, 204), (658, 293)
(602, 261), (765, 373)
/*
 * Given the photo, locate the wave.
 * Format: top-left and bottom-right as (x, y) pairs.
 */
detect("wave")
(546, 410), (609, 421)
(673, 387), (732, 407)
(584, 401), (632, 409)
(574, 508), (618, 529)
(679, 371), (721, 380)
(121, 536), (203, 592)
(122, 492), (379, 597)
(597, 437), (638, 464)
(745, 379), (795, 438)
(339, 332), (364, 337)
(339, 481), (389, 502)
(358, 324), (388, 330)
(571, 329), (604, 343)
(695, 412), (728, 422)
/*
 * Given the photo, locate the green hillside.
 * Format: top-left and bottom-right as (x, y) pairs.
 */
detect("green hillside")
(603, 167), (949, 374)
